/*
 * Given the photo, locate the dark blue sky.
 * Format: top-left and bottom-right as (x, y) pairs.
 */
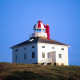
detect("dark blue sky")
(0, 0), (80, 66)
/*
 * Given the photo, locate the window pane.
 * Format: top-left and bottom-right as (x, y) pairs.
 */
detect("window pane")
(34, 29), (37, 32)
(24, 54), (26, 59)
(42, 52), (45, 58)
(41, 29), (45, 32)
(34, 30), (35, 32)
(42, 46), (45, 48)
(38, 29), (41, 32)
(59, 54), (62, 58)
(43, 29), (45, 32)
(52, 47), (54, 49)
(32, 52), (35, 58)
(24, 48), (26, 50)
(15, 49), (18, 51)
(32, 46), (35, 48)
(37, 29), (38, 32)
(16, 55), (18, 61)
(61, 48), (64, 50)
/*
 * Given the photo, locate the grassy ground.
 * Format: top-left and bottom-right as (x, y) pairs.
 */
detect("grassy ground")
(0, 63), (80, 80)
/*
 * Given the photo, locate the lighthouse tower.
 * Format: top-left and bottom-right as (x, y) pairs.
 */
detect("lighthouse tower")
(31, 20), (50, 39)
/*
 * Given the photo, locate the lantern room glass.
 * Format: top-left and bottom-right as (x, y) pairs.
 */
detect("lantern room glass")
(34, 29), (45, 33)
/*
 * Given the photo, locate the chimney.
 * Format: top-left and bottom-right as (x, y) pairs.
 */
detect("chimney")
(45, 24), (50, 39)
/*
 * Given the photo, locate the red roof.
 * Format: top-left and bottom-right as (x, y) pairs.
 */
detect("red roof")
(34, 20), (45, 29)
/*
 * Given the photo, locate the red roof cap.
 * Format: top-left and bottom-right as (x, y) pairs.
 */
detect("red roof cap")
(34, 20), (45, 29)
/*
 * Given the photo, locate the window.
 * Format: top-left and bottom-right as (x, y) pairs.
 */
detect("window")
(32, 52), (35, 58)
(32, 46), (35, 48)
(38, 29), (41, 32)
(42, 29), (45, 32)
(24, 47), (26, 50)
(61, 48), (64, 50)
(15, 49), (18, 51)
(16, 55), (18, 61)
(42, 46), (45, 48)
(52, 47), (55, 49)
(42, 52), (45, 58)
(24, 54), (26, 60)
(37, 29), (38, 32)
(59, 54), (62, 58)
(34, 29), (36, 32)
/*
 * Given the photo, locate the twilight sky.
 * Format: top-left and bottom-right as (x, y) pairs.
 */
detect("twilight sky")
(0, 0), (80, 65)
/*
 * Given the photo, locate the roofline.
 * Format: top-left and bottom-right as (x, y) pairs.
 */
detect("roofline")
(10, 43), (37, 49)
(11, 42), (70, 49)
(10, 37), (70, 48)
(37, 42), (70, 47)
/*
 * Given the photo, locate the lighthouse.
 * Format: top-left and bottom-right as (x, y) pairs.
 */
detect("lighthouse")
(11, 20), (70, 65)
(30, 20), (50, 39)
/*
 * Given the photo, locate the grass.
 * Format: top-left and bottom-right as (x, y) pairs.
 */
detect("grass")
(0, 63), (80, 80)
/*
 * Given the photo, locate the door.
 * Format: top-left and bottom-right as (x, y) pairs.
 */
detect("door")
(47, 51), (56, 62)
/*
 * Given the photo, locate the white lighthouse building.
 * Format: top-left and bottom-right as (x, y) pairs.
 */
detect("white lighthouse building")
(11, 21), (70, 65)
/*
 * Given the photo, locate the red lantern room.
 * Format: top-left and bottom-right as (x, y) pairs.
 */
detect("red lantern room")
(33, 20), (46, 32)
(31, 20), (50, 39)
